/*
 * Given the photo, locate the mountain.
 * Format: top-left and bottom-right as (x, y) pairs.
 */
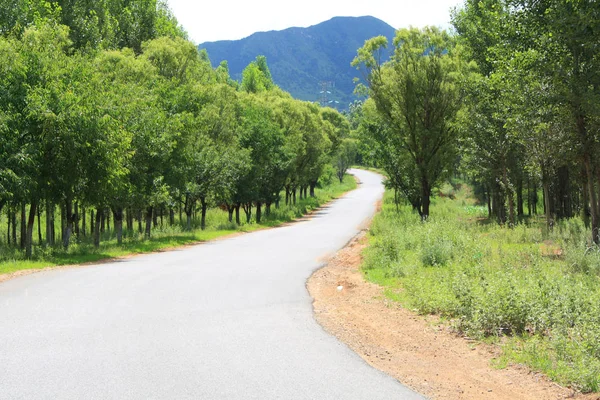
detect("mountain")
(198, 16), (397, 108)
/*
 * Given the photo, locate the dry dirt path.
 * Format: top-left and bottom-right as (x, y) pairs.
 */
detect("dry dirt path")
(309, 232), (599, 400)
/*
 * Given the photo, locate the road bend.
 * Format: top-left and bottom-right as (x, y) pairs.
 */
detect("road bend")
(0, 169), (423, 399)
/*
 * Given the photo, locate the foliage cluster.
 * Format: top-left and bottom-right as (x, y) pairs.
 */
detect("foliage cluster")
(0, 1), (352, 259)
(352, 27), (476, 220)
(353, 1), (600, 247)
(451, 0), (600, 243)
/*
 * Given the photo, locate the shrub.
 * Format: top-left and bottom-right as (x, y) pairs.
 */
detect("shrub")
(361, 186), (600, 391)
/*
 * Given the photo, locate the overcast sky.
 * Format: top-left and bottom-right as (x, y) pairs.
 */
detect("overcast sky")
(166, 0), (464, 44)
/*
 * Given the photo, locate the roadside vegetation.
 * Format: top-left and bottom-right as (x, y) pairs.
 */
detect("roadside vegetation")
(349, 0), (600, 393)
(0, 1), (357, 260)
(362, 184), (600, 393)
(0, 173), (355, 276)
(2, 0), (599, 391)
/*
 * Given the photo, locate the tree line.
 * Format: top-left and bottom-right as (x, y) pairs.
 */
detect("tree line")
(0, 0), (352, 258)
(352, 0), (600, 244)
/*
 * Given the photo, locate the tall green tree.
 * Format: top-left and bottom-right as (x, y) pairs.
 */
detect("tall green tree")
(353, 27), (474, 219)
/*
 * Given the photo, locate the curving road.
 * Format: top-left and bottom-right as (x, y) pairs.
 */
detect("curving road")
(0, 169), (423, 400)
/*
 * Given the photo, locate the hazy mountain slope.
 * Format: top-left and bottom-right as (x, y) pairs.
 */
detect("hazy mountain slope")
(199, 16), (397, 107)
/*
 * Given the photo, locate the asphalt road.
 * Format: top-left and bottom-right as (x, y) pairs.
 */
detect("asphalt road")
(0, 169), (423, 400)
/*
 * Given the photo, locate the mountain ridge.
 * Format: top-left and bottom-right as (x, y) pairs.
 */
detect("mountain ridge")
(198, 16), (397, 107)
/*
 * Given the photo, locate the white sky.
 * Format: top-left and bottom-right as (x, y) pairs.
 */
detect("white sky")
(166, 0), (464, 44)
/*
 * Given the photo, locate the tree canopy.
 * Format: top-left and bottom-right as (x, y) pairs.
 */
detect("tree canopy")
(0, 5), (348, 257)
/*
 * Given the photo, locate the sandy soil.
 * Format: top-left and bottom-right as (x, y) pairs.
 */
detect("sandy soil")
(308, 232), (599, 400)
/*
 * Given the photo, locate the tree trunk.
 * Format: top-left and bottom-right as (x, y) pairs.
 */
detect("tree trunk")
(486, 185), (492, 219)
(256, 202), (262, 223)
(531, 182), (539, 215)
(503, 164), (515, 227)
(25, 200), (38, 259)
(292, 189), (297, 205)
(243, 203), (252, 223)
(235, 204), (241, 225)
(11, 209), (17, 246)
(153, 208), (158, 228)
(169, 208), (175, 226)
(20, 202), (26, 250)
(113, 207), (124, 245)
(100, 211), (105, 233)
(12, 209), (17, 246)
(542, 169), (553, 231)
(527, 179), (531, 216)
(420, 174), (431, 221)
(63, 199), (73, 249)
(126, 208), (133, 232)
(7, 209), (11, 245)
(542, 187), (546, 215)
(93, 208), (102, 248)
(310, 181), (317, 197)
(81, 206), (86, 238)
(106, 212), (110, 234)
(516, 177), (524, 217)
(91, 209), (95, 237)
(228, 205), (234, 223)
(491, 186), (498, 222)
(60, 203), (65, 244)
(577, 112), (599, 243)
(37, 205), (42, 245)
(584, 157), (599, 243)
(186, 211), (192, 231)
(558, 166), (572, 219)
(200, 197), (208, 230)
(265, 202), (271, 217)
(145, 206), (153, 239)
(137, 209), (143, 233)
(185, 195), (194, 231)
(582, 180), (591, 228)
(74, 202), (80, 238)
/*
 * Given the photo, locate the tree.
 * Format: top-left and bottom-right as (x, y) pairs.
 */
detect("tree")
(353, 27), (474, 219)
(241, 56), (275, 94)
(0, 36), (26, 216)
(508, 0), (600, 242)
(453, 0), (600, 238)
(335, 139), (357, 183)
(238, 94), (291, 222)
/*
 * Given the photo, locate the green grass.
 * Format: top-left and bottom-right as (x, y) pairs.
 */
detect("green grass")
(0, 174), (357, 276)
(362, 182), (600, 393)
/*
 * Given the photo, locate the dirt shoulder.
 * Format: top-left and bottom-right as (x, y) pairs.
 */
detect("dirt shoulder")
(308, 232), (597, 400)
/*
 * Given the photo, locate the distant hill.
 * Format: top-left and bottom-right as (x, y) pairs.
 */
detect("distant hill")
(199, 16), (397, 108)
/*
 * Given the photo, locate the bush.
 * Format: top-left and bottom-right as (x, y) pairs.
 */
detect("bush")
(421, 239), (453, 266)
(361, 187), (600, 392)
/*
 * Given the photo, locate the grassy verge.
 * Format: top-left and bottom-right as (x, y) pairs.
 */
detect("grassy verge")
(362, 182), (600, 393)
(0, 174), (357, 276)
